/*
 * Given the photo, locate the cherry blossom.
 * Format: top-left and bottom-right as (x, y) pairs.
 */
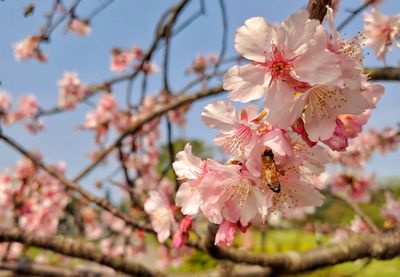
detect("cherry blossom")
(331, 173), (376, 203)
(68, 19), (92, 36)
(173, 143), (206, 216)
(144, 190), (176, 243)
(84, 93), (119, 143)
(381, 192), (400, 226)
(350, 216), (370, 233)
(0, 91), (12, 114)
(215, 220), (238, 247)
(172, 216), (192, 248)
(58, 72), (87, 109)
(186, 53), (218, 75)
(201, 101), (261, 158)
(224, 10), (376, 142)
(224, 11), (340, 108)
(364, 8), (400, 62)
(13, 35), (47, 62)
(110, 48), (137, 72)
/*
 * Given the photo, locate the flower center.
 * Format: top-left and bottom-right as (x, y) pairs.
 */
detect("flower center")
(223, 177), (252, 207)
(266, 48), (293, 80)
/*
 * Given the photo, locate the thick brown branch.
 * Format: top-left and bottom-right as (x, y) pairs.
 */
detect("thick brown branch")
(365, 67), (400, 81)
(0, 228), (163, 277)
(0, 260), (128, 277)
(307, 0), (331, 22)
(203, 224), (400, 276)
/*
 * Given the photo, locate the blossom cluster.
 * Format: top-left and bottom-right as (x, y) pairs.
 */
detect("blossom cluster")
(364, 7), (400, 63)
(185, 53), (218, 76)
(0, 156), (67, 237)
(0, 91), (43, 133)
(110, 46), (159, 74)
(332, 126), (400, 169)
(169, 9), (385, 247)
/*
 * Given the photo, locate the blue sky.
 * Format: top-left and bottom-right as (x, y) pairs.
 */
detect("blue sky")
(0, 0), (399, 197)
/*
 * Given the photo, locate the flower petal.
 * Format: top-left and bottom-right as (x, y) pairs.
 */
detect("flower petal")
(235, 17), (275, 62)
(224, 64), (269, 103)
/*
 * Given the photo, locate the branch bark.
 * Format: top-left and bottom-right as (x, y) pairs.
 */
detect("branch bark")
(307, 0), (331, 22)
(365, 67), (400, 81)
(0, 228), (163, 277)
(203, 223), (400, 276)
(0, 260), (128, 277)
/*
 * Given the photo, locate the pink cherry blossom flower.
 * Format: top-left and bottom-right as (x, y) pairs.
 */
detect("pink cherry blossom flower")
(332, 228), (350, 243)
(372, 127), (400, 154)
(13, 35), (46, 62)
(350, 216), (370, 233)
(25, 119), (44, 134)
(110, 48), (136, 72)
(299, 85), (370, 142)
(338, 111), (370, 139)
(224, 11), (340, 127)
(201, 101), (261, 158)
(173, 143), (206, 216)
(18, 94), (39, 119)
(84, 94), (119, 143)
(331, 173), (376, 203)
(324, 7), (364, 89)
(186, 53), (218, 75)
(58, 72), (87, 109)
(381, 192), (400, 227)
(215, 220), (238, 247)
(364, 8), (400, 62)
(0, 91), (12, 114)
(144, 190), (176, 243)
(361, 75), (384, 108)
(141, 61), (159, 75)
(198, 161), (270, 226)
(68, 19), (91, 36)
(267, 140), (327, 212)
(172, 216), (192, 248)
(322, 118), (348, 151)
(15, 157), (37, 180)
(313, 172), (329, 190)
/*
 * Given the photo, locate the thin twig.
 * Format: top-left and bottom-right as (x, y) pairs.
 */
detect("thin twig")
(337, 0), (375, 32)
(86, 0), (115, 21)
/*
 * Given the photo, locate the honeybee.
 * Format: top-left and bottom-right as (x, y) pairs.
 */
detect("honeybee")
(261, 147), (281, 193)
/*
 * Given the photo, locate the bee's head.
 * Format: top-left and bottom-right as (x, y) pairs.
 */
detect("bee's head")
(262, 148), (274, 158)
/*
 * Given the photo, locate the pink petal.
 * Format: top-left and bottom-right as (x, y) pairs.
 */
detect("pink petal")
(224, 64), (269, 103)
(235, 17), (275, 62)
(265, 80), (305, 128)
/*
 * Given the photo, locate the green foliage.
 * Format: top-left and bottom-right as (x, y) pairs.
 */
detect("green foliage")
(157, 138), (214, 180)
(169, 250), (218, 273)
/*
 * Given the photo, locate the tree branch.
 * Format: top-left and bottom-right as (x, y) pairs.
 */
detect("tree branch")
(365, 67), (400, 81)
(202, 223), (400, 276)
(307, 0), (331, 22)
(0, 132), (155, 235)
(0, 260), (128, 277)
(0, 228), (163, 277)
(72, 84), (223, 182)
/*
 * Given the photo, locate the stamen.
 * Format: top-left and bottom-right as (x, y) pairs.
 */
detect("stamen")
(223, 177), (252, 207)
(220, 125), (251, 157)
